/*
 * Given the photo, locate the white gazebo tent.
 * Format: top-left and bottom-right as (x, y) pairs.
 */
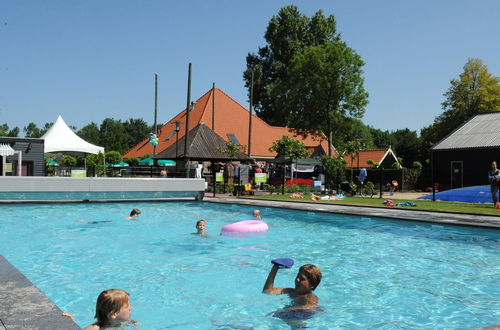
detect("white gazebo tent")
(42, 115), (104, 155)
(0, 143), (22, 176)
(42, 115), (105, 175)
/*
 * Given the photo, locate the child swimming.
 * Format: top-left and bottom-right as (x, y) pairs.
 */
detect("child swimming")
(195, 219), (207, 236)
(252, 209), (261, 219)
(263, 263), (322, 309)
(124, 209), (141, 220)
(263, 262), (322, 326)
(63, 289), (138, 329)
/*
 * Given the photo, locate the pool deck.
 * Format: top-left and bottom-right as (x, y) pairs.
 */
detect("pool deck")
(205, 196), (500, 228)
(0, 255), (80, 329)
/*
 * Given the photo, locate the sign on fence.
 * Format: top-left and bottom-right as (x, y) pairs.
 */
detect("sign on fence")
(216, 172), (224, 182)
(255, 173), (267, 183)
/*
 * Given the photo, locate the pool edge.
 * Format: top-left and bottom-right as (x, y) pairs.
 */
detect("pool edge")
(0, 255), (80, 330)
(205, 197), (500, 229)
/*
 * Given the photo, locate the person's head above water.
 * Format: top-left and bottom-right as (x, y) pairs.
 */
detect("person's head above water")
(130, 209), (141, 217)
(94, 289), (132, 328)
(295, 264), (322, 292)
(253, 209), (261, 219)
(196, 219), (206, 234)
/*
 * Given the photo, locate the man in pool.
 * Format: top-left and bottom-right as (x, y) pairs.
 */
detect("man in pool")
(263, 263), (322, 309)
(194, 219), (207, 236)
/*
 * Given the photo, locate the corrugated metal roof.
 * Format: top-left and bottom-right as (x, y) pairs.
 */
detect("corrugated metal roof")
(154, 123), (251, 161)
(432, 113), (500, 150)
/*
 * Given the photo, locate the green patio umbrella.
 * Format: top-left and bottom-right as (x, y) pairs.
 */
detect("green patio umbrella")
(106, 161), (129, 167)
(158, 159), (176, 166)
(139, 157), (176, 166)
(47, 160), (59, 166)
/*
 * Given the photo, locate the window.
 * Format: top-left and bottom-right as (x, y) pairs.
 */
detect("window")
(227, 134), (240, 145)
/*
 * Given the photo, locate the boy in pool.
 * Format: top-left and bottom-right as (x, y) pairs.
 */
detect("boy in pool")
(195, 219), (207, 236)
(124, 208), (141, 220)
(263, 263), (322, 309)
(63, 289), (138, 329)
(253, 209), (262, 219)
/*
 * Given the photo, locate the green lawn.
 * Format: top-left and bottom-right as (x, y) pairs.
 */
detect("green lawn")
(241, 193), (500, 216)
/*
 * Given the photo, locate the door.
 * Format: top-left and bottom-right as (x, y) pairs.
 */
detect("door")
(21, 161), (33, 176)
(450, 161), (463, 189)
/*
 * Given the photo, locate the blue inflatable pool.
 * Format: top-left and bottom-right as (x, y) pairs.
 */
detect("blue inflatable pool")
(418, 185), (493, 204)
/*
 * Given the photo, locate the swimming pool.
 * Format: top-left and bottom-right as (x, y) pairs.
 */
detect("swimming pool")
(0, 202), (499, 329)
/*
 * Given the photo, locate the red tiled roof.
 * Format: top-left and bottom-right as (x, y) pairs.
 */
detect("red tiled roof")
(123, 88), (332, 159)
(343, 149), (396, 168)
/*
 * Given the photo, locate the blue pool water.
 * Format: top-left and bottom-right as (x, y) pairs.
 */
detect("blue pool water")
(0, 202), (499, 329)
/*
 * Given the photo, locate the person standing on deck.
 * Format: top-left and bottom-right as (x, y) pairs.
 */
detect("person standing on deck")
(488, 161), (500, 206)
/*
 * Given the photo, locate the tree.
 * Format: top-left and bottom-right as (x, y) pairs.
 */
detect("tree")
(23, 122), (42, 138)
(391, 129), (420, 167)
(269, 135), (310, 194)
(123, 118), (150, 148)
(322, 154), (348, 192)
(127, 157), (140, 166)
(61, 155), (77, 168)
(244, 6), (340, 126)
(269, 135), (310, 161)
(0, 123), (19, 137)
(86, 152), (105, 177)
(422, 58), (500, 146)
(105, 151), (122, 165)
(368, 127), (397, 149)
(77, 122), (100, 145)
(23, 122), (52, 138)
(218, 141), (247, 160)
(282, 42), (368, 155)
(99, 118), (128, 154)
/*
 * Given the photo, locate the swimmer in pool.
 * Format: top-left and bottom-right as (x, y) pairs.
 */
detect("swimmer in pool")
(263, 263), (322, 309)
(194, 219), (207, 236)
(63, 289), (139, 329)
(124, 208), (141, 220)
(252, 209), (262, 219)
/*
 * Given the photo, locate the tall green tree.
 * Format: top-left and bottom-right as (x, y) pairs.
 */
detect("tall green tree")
(123, 118), (150, 148)
(244, 6), (340, 126)
(77, 122), (101, 145)
(391, 129), (420, 167)
(23, 122), (53, 138)
(422, 58), (500, 146)
(283, 42), (368, 155)
(269, 135), (310, 161)
(99, 118), (128, 154)
(0, 123), (19, 137)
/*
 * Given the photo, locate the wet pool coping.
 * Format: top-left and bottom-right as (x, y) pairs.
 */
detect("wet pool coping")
(0, 255), (80, 330)
(206, 197), (500, 229)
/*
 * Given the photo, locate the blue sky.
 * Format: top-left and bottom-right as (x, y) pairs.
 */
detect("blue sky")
(1, 0), (499, 134)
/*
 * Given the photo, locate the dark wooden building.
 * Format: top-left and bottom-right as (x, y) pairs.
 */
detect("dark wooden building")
(0, 137), (45, 176)
(432, 112), (500, 190)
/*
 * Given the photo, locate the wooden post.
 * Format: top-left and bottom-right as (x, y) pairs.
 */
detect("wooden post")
(184, 63), (192, 178)
(153, 73), (158, 155)
(212, 83), (215, 131)
(248, 70), (254, 157)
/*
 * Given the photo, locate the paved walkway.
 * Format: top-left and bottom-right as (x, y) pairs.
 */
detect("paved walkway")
(205, 196), (500, 228)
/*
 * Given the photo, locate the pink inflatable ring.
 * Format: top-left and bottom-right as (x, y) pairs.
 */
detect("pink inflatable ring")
(221, 220), (269, 237)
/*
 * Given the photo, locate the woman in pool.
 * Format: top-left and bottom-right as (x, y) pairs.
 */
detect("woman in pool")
(63, 289), (138, 329)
